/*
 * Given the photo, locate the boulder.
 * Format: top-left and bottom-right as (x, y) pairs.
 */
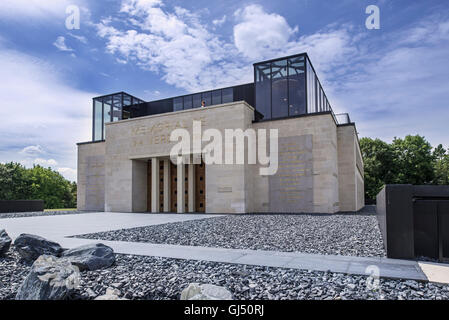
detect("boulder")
(181, 283), (233, 300)
(15, 255), (80, 300)
(61, 243), (115, 271)
(13, 234), (63, 262)
(0, 229), (12, 256)
(94, 287), (128, 300)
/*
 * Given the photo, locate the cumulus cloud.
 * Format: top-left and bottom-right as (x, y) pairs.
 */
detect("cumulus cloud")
(233, 5), (298, 60)
(96, 2), (356, 93)
(96, 0), (250, 92)
(53, 36), (74, 52)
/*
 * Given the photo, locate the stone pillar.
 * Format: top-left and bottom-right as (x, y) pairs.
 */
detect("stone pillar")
(177, 163), (185, 213)
(163, 159), (171, 212)
(151, 158), (160, 213)
(188, 163), (195, 212)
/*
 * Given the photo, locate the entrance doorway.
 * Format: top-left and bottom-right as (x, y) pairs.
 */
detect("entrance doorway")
(147, 159), (205, 213)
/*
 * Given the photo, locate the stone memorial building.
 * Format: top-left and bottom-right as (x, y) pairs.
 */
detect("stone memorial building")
(77, 53), (364, 214)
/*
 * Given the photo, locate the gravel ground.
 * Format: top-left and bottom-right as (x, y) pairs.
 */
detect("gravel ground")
(1, 248), (448, 300)
(75, 212), (386, 257)
(0, 210), (94, 219)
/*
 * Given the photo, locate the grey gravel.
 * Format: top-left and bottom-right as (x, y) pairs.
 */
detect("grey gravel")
(0, 210), (95, 219)
(2, 247), (449, 300)
(75, 212), (385, 257)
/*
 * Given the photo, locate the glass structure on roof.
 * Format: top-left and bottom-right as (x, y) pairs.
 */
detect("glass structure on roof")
(90, 53), (346, 142)
(254, 53), (332, 121)
(92, 92), (144, 141)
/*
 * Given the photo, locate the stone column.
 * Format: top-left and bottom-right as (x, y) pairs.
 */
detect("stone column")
(151, 158), (160, 213)
(163, 159), (171, 212)
(177, 163), (185, 213)
(188, 162), (196, 212)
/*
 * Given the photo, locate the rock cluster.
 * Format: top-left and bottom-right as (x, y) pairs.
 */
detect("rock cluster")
(62, 243), (115, 271)
(0, 231), (116, 300)
(13, 234), (63, 262)
(0, 229), (12, 256)
(15, 255), (80, 300)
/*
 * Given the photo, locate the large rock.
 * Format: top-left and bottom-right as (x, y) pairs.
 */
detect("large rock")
(0, 229), (12, 256)
(61, 243), (115, 271)
(15, 255), (80, 300)
(14, 234), (63, 262)
(181, 283), (233, 300)
(95, 288), (128, 300)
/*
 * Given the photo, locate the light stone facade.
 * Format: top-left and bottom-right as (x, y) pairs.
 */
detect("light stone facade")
(77, 101), (364, 214)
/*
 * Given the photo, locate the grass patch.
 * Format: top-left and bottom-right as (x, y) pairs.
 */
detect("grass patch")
(44, 208), (77, 212)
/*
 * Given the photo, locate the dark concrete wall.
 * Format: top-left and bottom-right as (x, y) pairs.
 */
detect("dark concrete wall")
(0, 200), (44, 213)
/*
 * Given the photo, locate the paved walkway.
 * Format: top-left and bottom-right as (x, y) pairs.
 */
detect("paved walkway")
(0, 211), (220, 241)
(1, 212), (447, 283)
(57, 237), (429, 282)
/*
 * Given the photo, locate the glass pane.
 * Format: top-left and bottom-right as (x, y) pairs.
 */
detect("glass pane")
(112, 94), (122, 121)
(193, 94), (202, 108)
(288, 56), (306, 116)
(255, 63), (271, 120)
(212, 90), (221, 105)
(271, 59), (288, 118)
(174, 97), (183, 111)
(183, 95), (193, 109)
(94, 100), (102, 141)
(222, 88), (233, 103)
(123, 95), (132, 106)
(306, 58), (317, 113)
(201, 92), (211, 106)
(103, 102), (111, 139)
(320, 88), (325, 112)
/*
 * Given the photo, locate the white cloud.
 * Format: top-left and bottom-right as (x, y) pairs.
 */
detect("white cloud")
(96, 3), (353, 93)
(68, 33), (88, 44)
(96, 1), (250, 92)
(19, 145), (45, 156)
(34, 158), (58, 167)
(0, 0), (86, 19)
(53, 36), (73, 52)
(0, 46), (96, 182)
(233, 5), (298, 60)
(212, 15), (226, 27)
(57, 167), (77, 181)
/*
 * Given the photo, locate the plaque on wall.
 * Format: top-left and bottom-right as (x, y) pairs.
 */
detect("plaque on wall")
(268, 135), (313, 213)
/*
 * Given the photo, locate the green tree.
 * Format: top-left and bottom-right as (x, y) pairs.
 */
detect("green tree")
(0, 162), (77, 209)
(391, 135), (435, 185)
(360, 137), (396, 202)
(0, 162), (32, 200)
(433, 145), (449, 185)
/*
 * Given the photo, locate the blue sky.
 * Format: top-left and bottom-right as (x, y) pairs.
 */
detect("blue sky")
(0, 0), (448, 181)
